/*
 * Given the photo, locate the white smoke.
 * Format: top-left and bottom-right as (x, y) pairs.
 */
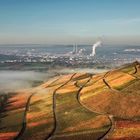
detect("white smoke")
(90, 41), (101, 57)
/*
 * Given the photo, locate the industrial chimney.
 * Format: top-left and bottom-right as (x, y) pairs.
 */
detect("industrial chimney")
(73, 44), (78, 54)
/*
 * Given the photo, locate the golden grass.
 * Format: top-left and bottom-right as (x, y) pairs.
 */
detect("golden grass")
(21, 87), (54, 139)
(85, 74), (104, 87)
(109, 120), (140, 139)
(116, 120), (140, 128)
(54, 81), (111, 137)
(76, 77), (90, 87)
(105, 71), (135, 89)
(0, 132), (18, 140)
(50, 74), (74, 86)
(6, 91), (31, 111)
(120, 64), (136, 74)
(57, 82), (78, 94)
(28, 119), (51, 128)
(109, 127), (140, 139)
(81, 89), (140, 118)
(0, 91), (32, 139)
(121, 80), (140, 94)
(62, 115), (110, 133)
(80, 79), (106, 95)
(72, 73), (90, 81)
(1, 63), (140, 140)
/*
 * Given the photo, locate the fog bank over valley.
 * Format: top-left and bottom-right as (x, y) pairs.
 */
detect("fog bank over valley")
(0, 68), (107, 93)
(0, 70), (56, 93)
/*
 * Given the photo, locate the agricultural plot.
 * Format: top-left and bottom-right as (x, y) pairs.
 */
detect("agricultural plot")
(81, 89), (140, 118)
(17, 88), (54, 140)
(50, 74), (111, 140)
(0, 62), (140, 140)
(120, 61), (140, 78)
(107, 119), (140, 140)
(80, 62), (140, 140)
(0, 91), (32, 140)
(120, 63), (136, 74)
(104, 71), (136, 90)
(80, 78), (108, 100)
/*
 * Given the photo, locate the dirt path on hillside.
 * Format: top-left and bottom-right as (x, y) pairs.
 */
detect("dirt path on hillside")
(14, 93), (34, 140)
(48, 73), (111, 140)
(45, 74), (76, 140)
(14, 77), (63, 140)
(76, 73), (115, 140)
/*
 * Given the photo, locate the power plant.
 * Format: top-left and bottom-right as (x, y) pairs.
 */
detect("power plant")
(70, 41), (101, 57)
(1, 41), (136, 68)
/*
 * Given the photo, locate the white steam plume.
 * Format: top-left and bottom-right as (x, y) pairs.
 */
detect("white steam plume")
(90, 41), (101, 56)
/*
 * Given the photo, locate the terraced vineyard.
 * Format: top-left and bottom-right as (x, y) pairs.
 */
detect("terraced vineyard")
(0, 62), (140, 140)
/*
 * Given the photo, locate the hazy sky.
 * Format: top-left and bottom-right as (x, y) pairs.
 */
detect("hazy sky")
(0, 0), (140, 45)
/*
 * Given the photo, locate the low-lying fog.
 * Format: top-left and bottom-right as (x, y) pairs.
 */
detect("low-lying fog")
(59, 68), (108, 74)
(0, 68), (108, 93)
(0, 70), (57, 93)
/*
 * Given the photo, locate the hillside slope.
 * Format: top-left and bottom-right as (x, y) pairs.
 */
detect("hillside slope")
(0, 62), (140, 140)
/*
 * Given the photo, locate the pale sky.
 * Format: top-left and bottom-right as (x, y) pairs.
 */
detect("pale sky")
(0, 0), (140, 45)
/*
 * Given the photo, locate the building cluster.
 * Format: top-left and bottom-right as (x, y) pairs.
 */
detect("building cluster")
(0, 42), (140, 68)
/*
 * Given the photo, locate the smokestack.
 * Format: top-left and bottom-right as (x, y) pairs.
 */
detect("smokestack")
(73, 44), (75, 53)
(73, 44), (78, 54)
(75, 44), (78, 53)
(90, 41), (101, 57)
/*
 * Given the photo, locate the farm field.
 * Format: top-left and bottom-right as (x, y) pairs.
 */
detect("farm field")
(0, 62), (140, 140)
